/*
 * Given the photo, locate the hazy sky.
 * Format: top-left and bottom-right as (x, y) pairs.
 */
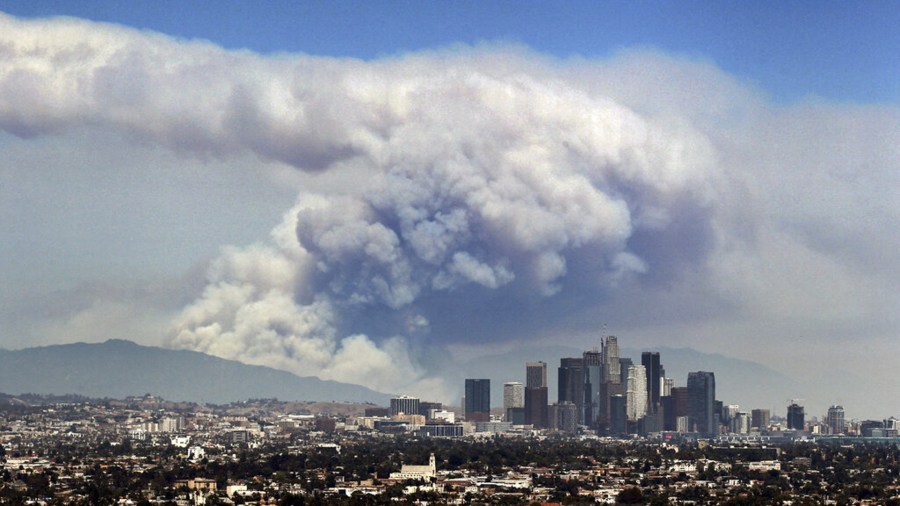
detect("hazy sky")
(1, 2), (898, 416)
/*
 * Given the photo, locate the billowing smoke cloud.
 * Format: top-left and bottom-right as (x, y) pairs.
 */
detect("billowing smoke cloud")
(0, 13), (722, 398)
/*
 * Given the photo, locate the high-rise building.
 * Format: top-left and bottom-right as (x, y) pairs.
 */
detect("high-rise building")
(609, 394), (627, 435)
(524, 386), (549, 428)
(524, 362), (548, 427)
(503, 382), (524, 411)
(662, 377), (674, 397)
(558, 358), (584, 425)
(751, 409), (770, 430)
(787, 403), (805, 431)
(826, 405), (845, 435)
(549, 401), (578, 433)
(526, 361), (547, 388)
(507, 407), (526, 425)
(664, 386), (689, 432)
(391, 395), (420, 417)
(618, 357), (633, 385)
(626, 364), (648, 422)
(687, 371), (716, 435)
(641, 352), (662, 413)
(599, 381), (624, 432)
(464, 379), (490, 422)
(583, 349), (602, 427)
(602, 336), (621, 384)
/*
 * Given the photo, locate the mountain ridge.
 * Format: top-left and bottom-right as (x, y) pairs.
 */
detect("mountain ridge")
(0, 339), (391, 405)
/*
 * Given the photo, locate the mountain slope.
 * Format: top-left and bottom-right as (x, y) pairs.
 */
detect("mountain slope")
(0, 339), (390, 404)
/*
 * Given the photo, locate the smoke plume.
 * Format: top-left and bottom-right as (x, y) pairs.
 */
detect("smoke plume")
(1, 13), (720, 398)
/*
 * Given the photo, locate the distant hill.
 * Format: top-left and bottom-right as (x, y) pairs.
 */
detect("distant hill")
(0, 339), (391, 405)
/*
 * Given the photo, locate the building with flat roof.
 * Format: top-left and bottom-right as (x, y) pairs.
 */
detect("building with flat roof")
(464, 379), (490, 422)
(687, 371), (716, 435)
(390, 395), (420, 417)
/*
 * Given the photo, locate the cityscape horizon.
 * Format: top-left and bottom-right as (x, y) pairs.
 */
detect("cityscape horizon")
(1, 1), (897, 466)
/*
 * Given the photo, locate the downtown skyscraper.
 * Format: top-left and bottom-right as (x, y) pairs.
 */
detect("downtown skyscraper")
(626, 364), (648, 422)
(687, 371), (716, 435)
(525, 362), (549, 428)
(602, 336), (621, 383)
(504, 381), (525, 424)
(464, 379), (490, 422)
(558, 357), (584, 425)
(583, 349), (602, 427)
(641, 351), (662, 413)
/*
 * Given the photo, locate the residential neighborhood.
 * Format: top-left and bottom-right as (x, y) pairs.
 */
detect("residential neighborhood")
(3, 395), (900, 505)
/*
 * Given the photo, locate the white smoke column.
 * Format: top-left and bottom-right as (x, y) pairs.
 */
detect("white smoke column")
(0, 14), (718, 398)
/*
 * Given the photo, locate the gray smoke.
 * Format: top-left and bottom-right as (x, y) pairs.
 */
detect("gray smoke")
(0, 13), (716, 398)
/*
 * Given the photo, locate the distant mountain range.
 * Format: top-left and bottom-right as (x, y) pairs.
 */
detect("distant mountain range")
(0, 339), (882, 419)
(0, 339), (391, 405)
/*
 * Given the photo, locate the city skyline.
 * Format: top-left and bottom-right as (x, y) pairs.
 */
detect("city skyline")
(0, 4), (898, 420)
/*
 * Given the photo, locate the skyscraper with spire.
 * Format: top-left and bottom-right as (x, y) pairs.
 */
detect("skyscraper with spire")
(603, 336), (620, 383)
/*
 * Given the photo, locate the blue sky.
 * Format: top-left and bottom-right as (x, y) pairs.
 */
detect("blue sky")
(2, 0), (898, 103)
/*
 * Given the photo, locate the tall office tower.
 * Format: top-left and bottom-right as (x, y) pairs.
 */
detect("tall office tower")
(787, 403), (805, 431)
(826, 405), (845, 435)
(526, 361), (548, 388)
(464, 379), (491, 422)
(582, 349), (602, 427)
(599, 381), (625, 431)
(662, 377), (674, 397)
(503, 382), (525, 410)
(687, 371), (716, 435)
(524, 386), (549, 428)
(558, 358), (584, 425)
(626, 365), (648, 421)
(602, 336), (621, 383)
(666, 387), (690, 431)
(641, 352), (662, 413)
(549, 401), (578, 433)
(391, 395), (421, 417)
(751, 409), (770, 430)
(524, 362), (548, 427)
(618, 357), (633, 385)
(609, 394), (627, 435)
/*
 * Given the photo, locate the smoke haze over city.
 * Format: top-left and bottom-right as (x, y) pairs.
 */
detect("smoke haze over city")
(1, 4), (898, 418)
